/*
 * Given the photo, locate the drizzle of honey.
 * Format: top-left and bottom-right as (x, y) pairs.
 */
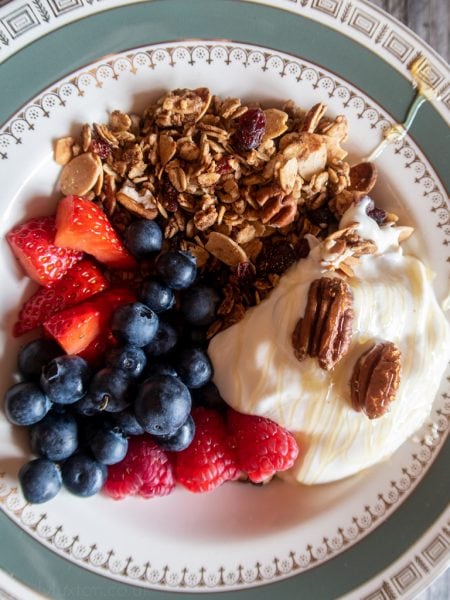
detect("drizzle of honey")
(364, 56), (441, 162)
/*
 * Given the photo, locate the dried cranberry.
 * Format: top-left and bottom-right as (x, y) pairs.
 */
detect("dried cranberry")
(307, 205), (337, 228)
(231, 108), (266, 152)
(90, 138), (111, 160)
(234, 262), (256, 286)
(366, 205), (387, 225)
(215, 156), (233, 174)
(256, 241), (296, 276)
(161, 178), (178, 213)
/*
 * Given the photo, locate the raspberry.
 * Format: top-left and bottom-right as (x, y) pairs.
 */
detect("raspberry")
(104, 436), (174, 499)
(174, 407), (240, 493)
(227, 409), (299, 483)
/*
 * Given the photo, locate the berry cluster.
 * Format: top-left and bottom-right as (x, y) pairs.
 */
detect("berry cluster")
(105, 406), (299, 499)
(5, 194), (299, 504)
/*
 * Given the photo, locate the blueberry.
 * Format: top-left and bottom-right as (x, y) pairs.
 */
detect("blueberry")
(155, 251), (197, 290)
(139, 280), (175, 313)
(30, 412), (78, 461)
(144, 320), (178, 357)
(154, 415), (195, 452)
(124, 220), (163, 258)
(61, 453), (107, 497)
(71, 395), (100, 417)
(193, 382), (225, 410)
(4, 382), (51, 426)
(112, 409), (145, 436)
(89, 425), (128, 465)
(143, 361), (178, 379)
(40, 355), (90, 405)
(19, 458), (62, 504)
(88, 368), (130, 413)
(177, 347), (213, 389)
(135, 374), (191, 436)
(18, 338), (61, 380)
(111, 302), (159, 347)
(180, 285), (220, 326)
(105, 345), (146, 378)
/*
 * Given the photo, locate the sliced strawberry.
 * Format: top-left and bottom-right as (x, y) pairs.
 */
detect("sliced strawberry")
(7, 215), (83, 286)
(13, 258), (109, 337)
(55, 196), (136, 270)
(43, 287), (135, 354)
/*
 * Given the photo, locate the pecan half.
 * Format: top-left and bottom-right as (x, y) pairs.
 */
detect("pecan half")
(349, 162), (377, 194)
(350, 341), (401, 419)
(292, 277), (354, 370)
(256, 185), (297, 228)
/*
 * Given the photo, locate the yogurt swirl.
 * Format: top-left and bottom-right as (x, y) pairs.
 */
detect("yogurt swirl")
(208, 200), (450, 484)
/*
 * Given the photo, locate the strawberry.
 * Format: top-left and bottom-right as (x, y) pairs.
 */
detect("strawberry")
(55, 195), (136, 270)
(174, 407), (240, 493)
(7, 215), (83, 286)
(104, 436), (174, 500)
(77, 329), (118, 368)
(13, 258), (109, 337)
(43, 287), (135, 355)
(227, 409), (299, 483)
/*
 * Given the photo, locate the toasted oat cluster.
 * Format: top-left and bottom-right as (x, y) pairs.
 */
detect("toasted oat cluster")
(55, 87), (382, 336)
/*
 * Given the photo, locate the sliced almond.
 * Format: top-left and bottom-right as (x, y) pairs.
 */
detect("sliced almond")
(262, 108), (288, 142)
(54, 137), (74, 166)
(81, 125), (92, 153)
(279, 157), (298, 193)
(295, 134), (328, 181)
(205, 231), (248, 266)
(116, 191), (158, 219)
(59, 152), (102, 196)
(159, 134), (177, 167)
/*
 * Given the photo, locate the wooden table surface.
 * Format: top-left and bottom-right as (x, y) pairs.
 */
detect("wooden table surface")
(369, 0), (449, 62)
(369, 2), (449, 599)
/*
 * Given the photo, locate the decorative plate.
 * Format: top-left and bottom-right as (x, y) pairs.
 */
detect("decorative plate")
(0, 2), (448, 600)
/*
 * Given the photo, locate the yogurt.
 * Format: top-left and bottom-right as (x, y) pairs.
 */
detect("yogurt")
(208, 199), (450, 484)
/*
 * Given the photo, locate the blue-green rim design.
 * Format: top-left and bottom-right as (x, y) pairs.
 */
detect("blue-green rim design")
(0, 1), (449, 599)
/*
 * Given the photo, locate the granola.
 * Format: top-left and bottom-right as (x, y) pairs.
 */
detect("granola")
(54, 88), (386, 333)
